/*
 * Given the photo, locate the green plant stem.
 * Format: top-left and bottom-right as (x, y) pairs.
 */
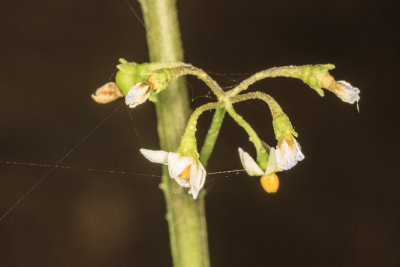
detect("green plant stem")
(139, 0), (210, 266)
(168, 66), (226, 99)
(228, 65), (323, 97)
(200, 108), (226, 167)
(179, 102), (224, 156)
(225, 104), (269, 169)
(145, 61), (191, 71)
(230, 91), (284, 118)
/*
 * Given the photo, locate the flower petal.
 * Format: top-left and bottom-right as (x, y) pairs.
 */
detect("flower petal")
(334, 80), (360, 104)
(189, 162), (206, 199)
(140, 148), (169, 164)
(125, 83), (151, 108)
(264, 147), (278, 174)
(238, 148), (264, 176)
(167, 153), (193, 187)
(173, 175), (191, 188)
(275, 138), (305, 170)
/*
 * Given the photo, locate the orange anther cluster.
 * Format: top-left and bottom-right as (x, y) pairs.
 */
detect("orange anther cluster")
(179, 165), (192, 180)
(260, 174), (279, 193)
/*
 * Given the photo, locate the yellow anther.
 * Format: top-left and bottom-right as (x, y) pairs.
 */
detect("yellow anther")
(260, 174), (279, 193)
(179, 165), (192, 180)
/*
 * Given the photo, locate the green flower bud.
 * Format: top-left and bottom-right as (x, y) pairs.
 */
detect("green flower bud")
(115, 59), (149, 95)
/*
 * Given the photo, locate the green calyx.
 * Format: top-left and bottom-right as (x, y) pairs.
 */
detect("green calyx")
(178, 136), (199, 159)
(273, 114), (298, 140)
(147, 69), (173, 91)
(300, 64), (335, 97)
(178, 121), (200, 159)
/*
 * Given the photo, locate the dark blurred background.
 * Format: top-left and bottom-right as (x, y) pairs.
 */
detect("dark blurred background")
(0, 0), (399, 266)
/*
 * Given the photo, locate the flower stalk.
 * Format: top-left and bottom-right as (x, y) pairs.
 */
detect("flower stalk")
(179, 102), (224, 156)
(167, 65), (226, 99)
(228, 64), (335, 97)
(200, 108), (226, 167)
(225, 104), (269, 170)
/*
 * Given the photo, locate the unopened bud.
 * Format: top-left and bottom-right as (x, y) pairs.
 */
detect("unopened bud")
(91, 82), (123, 104)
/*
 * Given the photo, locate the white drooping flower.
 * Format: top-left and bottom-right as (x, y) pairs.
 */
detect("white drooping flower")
(331, 80), (360, 104)
(275, 136), (305, 170)
(140, 148), (206, 199)
(125, 83), (151, 108)
(238, 147), (281, 193)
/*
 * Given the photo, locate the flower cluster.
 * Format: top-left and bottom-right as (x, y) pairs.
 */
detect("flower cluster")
(92, 60), (360, 199)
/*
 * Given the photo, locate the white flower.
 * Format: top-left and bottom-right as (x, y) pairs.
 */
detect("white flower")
(125, 83), (151, 108)
(238, 147), (278, 176)
(140, 148), (206, 199)
(92, 82), (123, 104)
(238, 147), (280, 193)
(275, 136), (305, 170)
(332, 80), (360, 104)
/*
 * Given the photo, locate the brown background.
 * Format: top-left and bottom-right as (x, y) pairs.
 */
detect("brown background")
(0, 0), (399, 266)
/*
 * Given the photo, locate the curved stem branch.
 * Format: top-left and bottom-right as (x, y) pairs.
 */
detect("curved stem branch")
(168, 65), (226, 99)
(225, 105), (268, 168)
(228, 65), (314, 97)
(230, 91), (285, 118)
(179, 102), (224, 155)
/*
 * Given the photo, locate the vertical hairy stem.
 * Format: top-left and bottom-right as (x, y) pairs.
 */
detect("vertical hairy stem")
(139, 0), (210, 266)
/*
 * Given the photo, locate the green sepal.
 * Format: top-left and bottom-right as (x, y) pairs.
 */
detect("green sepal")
(146, 69), (173, 92)
(178, 134), (198, 158)
(273, 114), (298, 139)
(300, 64), (335, 97)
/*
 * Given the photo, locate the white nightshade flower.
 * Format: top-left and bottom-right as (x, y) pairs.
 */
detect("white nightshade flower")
(238, 147), (280, 193)
(332, 80), (360, 104)
(125, 83), (151, 108)
(140, 148), (206, 199)
(275, 137), (305, 170)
